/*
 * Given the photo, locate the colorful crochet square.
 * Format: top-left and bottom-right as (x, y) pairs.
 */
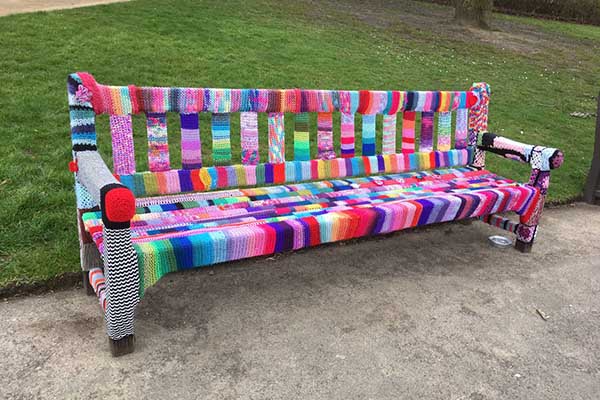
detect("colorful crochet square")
(317, 112), (336, 160)
(82, 167), (540, 296)
(180, 113), (202, 169)
(211, 113), (232, 165)
(145, 112), (170, 172)
(268, 112), (285, 163)
(294, 112), (311, 161)
(240, 112), (259, 165)
(109, 114), (136, 175)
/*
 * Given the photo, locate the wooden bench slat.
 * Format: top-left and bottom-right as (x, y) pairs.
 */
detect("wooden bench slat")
(317, 112), (335, 159)
(180, 113), (202, 169)
(109, 114), (136, 175)
(211, 113), (232, 166)
(268, 112), (285, 163)
(240, 112), (259, 165)
(294, 112), (311, 161)
(146, 112), (170, 172)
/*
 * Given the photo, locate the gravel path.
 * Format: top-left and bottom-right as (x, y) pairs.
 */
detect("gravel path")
(1, 203), (599, 399)
(0, 0), (128, 16)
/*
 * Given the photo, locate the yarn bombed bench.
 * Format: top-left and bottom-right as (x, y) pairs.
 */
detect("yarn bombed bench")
(67, 72), (563, 356)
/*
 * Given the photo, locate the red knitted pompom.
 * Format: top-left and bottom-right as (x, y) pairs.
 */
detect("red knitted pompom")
(104, 187), (135, 222)
(467, 92), (478, 108)
(68, 160), (78, 172)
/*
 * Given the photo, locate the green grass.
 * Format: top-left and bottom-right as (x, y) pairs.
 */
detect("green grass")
(1, 0), (599, 287)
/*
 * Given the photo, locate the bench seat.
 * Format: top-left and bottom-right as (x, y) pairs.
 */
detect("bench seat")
(82, 166), (538, 295)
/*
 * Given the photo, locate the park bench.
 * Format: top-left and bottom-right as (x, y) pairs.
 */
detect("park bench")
(67, 72), (563, 356)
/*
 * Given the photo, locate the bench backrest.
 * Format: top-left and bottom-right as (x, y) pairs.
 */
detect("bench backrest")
(68, 72), (490, 202)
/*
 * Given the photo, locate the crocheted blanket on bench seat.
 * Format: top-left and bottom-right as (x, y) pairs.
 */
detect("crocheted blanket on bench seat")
(82, 166), (539, 295)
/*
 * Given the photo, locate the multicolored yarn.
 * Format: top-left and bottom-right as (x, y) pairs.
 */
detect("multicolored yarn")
(455, 108), (469, 149)
(89, 267), (107, 310)
(211, 113), (232, 165)
(317, 112), (336, 160)
(294, 112), (311, 161)
(81, 167), (540, 295)
(340, 112), (355, 158)
(67, 73), (565, 354)
(402, 111), (416, 154)
(362, 114), (376, 156)
(116, 149), (473, 197)
(180, 113), (202, 169)
(479, 214), (519, 234)
(240, 112), (259, 165)
(84, 79), (478, 116)
(437, 112), (452, 152)
(268, 112), (285, 163)
(382, 114), (396, 154)
(469, 82), (491, 168)
(145, 113), (170, 172)
(420, 112), (434, 153)
(67, 73), (98, 209)
(109, 114), (136, 175)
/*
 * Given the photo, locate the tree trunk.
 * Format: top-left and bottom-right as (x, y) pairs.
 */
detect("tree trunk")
(455, 0), (493, 29)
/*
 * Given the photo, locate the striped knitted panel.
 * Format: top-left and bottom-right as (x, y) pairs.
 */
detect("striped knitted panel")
(211, 113), (232, 165)
(146, 112), (170, 172)
(340, 112), (355, 158)
(268, 112), (285, 163)
(382, 114), (396, 155)
(240, 112), (259, 165)
(479, 214), (519, 233)
(401, 111), (416, 154)
(317, 112), (335, 160)
(116, 148), (474, 197)
(109, 114), (136, 175)
(294, 112), (310, 161)
(362, 114), (376, 156)
(420, 111), (434, 153)
(89, 80), (481, 115)
(89, 267), (107, 311)
(455, 108), (468, 149)
(82, 167), (537, 295)
(437, 111), (452, 152)
(180, 113), (202, 169)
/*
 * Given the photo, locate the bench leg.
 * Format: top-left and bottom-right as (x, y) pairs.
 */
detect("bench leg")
(515, 230), (535, 253)
(103, 225), (139, 357)
(109, 334), (136, 357)
(82, 271), (95, 296)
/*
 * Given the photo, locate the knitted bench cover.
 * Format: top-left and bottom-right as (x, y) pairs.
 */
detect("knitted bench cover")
(82, 166), (539, 296)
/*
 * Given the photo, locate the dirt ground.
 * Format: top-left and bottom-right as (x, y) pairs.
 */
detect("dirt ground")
(0, 0), (128, 16)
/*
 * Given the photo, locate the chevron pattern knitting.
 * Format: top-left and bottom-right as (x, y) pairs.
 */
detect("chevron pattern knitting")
(103, 226), (139, 340)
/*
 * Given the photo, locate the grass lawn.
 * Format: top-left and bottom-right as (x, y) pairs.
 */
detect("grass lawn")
(1, 0), (599, 288)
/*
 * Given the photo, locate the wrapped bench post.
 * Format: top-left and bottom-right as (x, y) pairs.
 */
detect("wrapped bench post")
(68, 74), (139, 356)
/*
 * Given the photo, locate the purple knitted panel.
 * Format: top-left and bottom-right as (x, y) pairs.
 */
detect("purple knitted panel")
(241, 112), (259, 165)
(420, 111), (434, 152)
(109, 114), (136, 175)
(180, 113), (202, 169)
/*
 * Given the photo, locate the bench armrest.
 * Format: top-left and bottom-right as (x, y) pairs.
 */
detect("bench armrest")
(76, 151), (136, 228)
(477, 132), (564, 171)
